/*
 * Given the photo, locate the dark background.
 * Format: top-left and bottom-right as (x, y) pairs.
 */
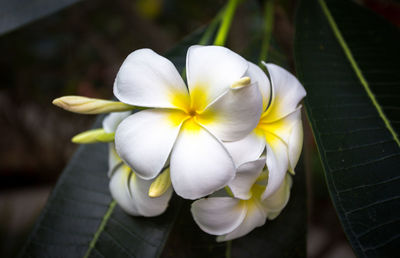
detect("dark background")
(1, 0), (398, 257)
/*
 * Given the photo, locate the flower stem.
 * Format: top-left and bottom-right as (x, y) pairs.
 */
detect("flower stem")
(225, 240), (232, 258)
(213, 0), (241, 46)
(199, 5), (226, 45)
(259, 0), (275, 63)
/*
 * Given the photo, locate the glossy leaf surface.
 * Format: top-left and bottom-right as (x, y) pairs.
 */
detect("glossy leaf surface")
(295, 0), (400, 257)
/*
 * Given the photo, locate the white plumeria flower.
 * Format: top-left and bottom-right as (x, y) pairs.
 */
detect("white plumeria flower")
(225, 63), (306, 199)
(113, 46), (264, 199)
(191, 157), (292, 241)
(105, 112), (173, 217)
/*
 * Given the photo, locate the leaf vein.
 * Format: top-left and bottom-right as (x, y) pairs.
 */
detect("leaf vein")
(345, 195), (400, 215)
(318, 0), (400, 146)
(337, 176), (400, 194)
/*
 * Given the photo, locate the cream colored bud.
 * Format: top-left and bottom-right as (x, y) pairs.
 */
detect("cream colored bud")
(52, 96), (134, 114)
(231, 76), (251, 89)
(148, 169), (171, 198)
(72, 128), (115, 144)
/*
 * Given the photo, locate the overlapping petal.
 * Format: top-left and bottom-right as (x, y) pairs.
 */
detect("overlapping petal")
(228, 158), (266, 200)
(261, 108), (301, 143)
(224, 132), (266, 167)
(262, 63), (306, 121)
(170, 121), (235, 199)
(115, 109), (186, 180)
(262, 132), (289, 199)
(288, 119), (303, 173)
(186, 45), (248, 109)
(107, 143), (122, 178)
(191, 197), (247, 235)
(263, 174), (292, 220)
(102, 111), (132, 133)
(114, 49), (189, 109)
(217, 200), (266, 242)
(109, 165), (172, 217)
(199, 82), (263, 141)
(245, 62), (271, 111)
(260, 108), (302, 175)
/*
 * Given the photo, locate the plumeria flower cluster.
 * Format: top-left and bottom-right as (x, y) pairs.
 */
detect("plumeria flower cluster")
(53, 45), (305, 240)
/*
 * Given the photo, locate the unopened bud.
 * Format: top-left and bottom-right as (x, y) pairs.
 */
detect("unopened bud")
(148, 168), (171, 197)
(52, 96), (134, 114)
(231, 76), (251, 89)
(72, 128), (115, 144)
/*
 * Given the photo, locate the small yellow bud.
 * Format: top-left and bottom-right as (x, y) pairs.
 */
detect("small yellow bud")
(52, 96), (134, 114)
(231, 76), (251, 89)
(71, 128), (115, 144)
(225, 186), (234, 197)
(257, 171), (268, 181)
(148, 169), (171, 197)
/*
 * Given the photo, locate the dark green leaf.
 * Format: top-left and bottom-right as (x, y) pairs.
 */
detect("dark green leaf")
(18, 29), (203, 258)
(0, 0), (83, 36)
(294, 0), (400, 257)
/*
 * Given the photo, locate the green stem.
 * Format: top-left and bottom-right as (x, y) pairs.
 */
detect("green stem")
(225, 240), (232, 258)
(214, 0), (241, 46)
(199, 5), (227, 45)
(259, 0), (275, 63)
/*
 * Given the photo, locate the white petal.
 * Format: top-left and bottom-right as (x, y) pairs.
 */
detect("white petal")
(265, 108), (302, 143)
(115, 109), (184, 180)
(262, 133), (289, 199)
(217, 200), (266, 242)
(107, 143), (122, 178)
(129, 172), (173, 217)
(102, 111), (132, 133)
(186, 45), (248, 108)
(109, 165), (140, 216)
(191, 197), (246, 235)
(198, 82), (263, 141)
(228, 158), (266, 200)
(245, 62), (271, 111)
(288, 119), (303, 172)
(260, 108), (303, 173)
(109, 166), (173, 217)
(263, 174), (292, 220)
(262, 63), (306, 121)
(224, 132), (266, 167)
(170, 121), (235, 199)
(114, 49), (189, 109)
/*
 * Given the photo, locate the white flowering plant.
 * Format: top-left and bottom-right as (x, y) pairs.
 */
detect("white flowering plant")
(53, 42), (306, 242)
(14, 0), (398, 256)
(47, 0), (309, 253)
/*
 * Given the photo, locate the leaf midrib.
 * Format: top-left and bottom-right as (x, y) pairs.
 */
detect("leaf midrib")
(83, 200), (117, 258)
(318, 0), (400, 147)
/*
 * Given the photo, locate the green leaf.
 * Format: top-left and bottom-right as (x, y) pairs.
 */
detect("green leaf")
(294, 0), (400, 257)
(18, 29), (203, 258)
(0, 0), (83, 36)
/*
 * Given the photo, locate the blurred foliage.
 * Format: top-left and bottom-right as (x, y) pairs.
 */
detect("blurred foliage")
(5, 0), (398, 257)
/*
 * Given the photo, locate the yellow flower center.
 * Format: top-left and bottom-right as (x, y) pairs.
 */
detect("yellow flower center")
(167, 85), (212, 132)
(188, 109), (197, 117)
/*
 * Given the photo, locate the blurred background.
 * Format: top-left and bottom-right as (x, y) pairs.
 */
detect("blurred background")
(0, 0), (398, 257)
